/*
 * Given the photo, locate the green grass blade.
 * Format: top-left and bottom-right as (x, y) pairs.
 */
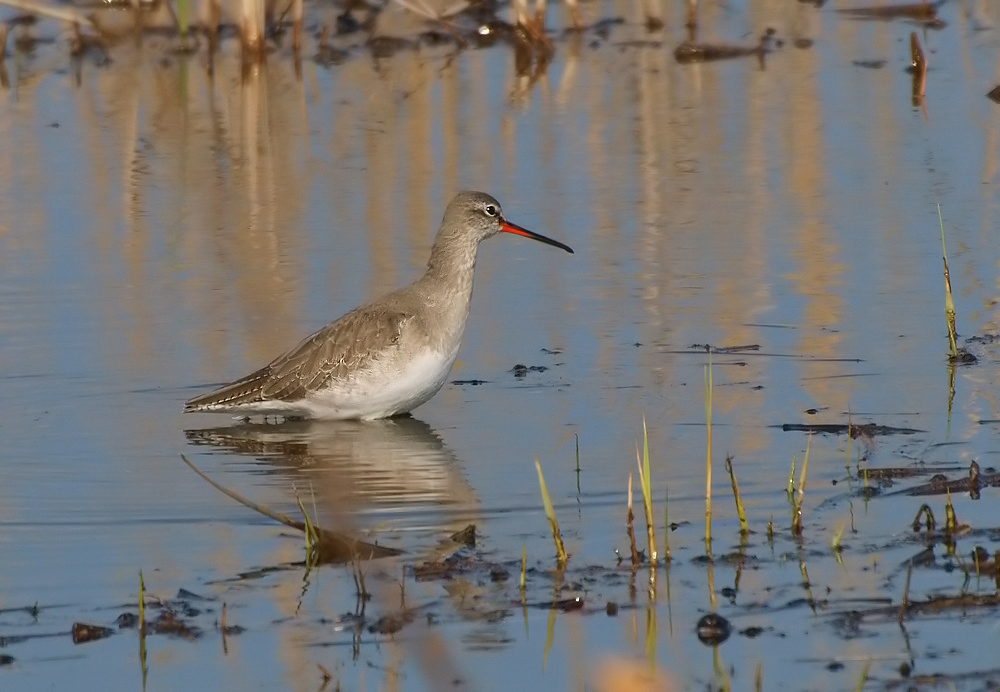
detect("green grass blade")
(535, 458), (567, 566)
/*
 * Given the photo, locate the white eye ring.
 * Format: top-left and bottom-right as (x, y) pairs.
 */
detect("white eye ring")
(484, 204), (498, 217)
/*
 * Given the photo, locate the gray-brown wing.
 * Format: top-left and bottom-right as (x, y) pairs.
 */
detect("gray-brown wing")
(184, 307), (413, 410)
(259, 306), (414, 401)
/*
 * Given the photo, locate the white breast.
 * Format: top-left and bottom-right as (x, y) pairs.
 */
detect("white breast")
(297, 345), (460, 420)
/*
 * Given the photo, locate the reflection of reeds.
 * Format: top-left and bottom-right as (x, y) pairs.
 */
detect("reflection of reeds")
(854, 661), (871, 692)
(662, 488), (670, 563)
(898, 560), (912, 625)
(575, 433), (581, 493)
(520, 544), (527, 594)
(845, 413), (852, 475)
(138, 571), (148, 687)
(239, 0), (265, 57)
(0, 0), (94, 28)
(704, 360), (713, 554)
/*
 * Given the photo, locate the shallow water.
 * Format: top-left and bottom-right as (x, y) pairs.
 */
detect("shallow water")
(3, 0), (1000, 689)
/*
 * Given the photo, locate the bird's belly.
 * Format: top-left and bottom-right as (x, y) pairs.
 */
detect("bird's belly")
(299, 347), (458, 420)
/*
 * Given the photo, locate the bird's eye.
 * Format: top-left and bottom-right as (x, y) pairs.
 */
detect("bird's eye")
(484, 205), (498, 217)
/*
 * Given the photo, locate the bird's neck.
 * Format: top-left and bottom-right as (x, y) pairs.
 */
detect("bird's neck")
(423, 234), (479, 296)
(409, 235), (480, 351)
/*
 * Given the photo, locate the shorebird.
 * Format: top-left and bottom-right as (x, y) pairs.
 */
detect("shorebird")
(184, 191), (574, 420)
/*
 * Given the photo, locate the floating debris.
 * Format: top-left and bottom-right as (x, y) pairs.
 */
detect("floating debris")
(71, 622), (114, 644)
(511, 363), (548, 378)
(674, 28), (776, 64)
(836, 1), (946, 27)
(695, 613), (731, 645)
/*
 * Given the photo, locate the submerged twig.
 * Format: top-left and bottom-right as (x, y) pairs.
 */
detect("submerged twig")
(179, 454), (400, 563)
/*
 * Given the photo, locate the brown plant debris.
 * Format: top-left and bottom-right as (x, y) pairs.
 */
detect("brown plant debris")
(903, 461), (998, 498)
(779, 423), (923, 436)
(674, 28), (776, 64)
(836, 2), (945, 27)
(71, 622), (114, 644)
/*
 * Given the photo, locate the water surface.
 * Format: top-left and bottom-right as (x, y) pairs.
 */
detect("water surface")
(2, 0), (1000, 689)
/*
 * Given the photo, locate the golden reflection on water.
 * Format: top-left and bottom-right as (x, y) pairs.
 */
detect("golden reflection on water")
(185, 416), (479, 533)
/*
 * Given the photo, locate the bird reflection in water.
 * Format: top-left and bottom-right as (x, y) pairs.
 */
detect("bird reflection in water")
(184, 415), (480, 561)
